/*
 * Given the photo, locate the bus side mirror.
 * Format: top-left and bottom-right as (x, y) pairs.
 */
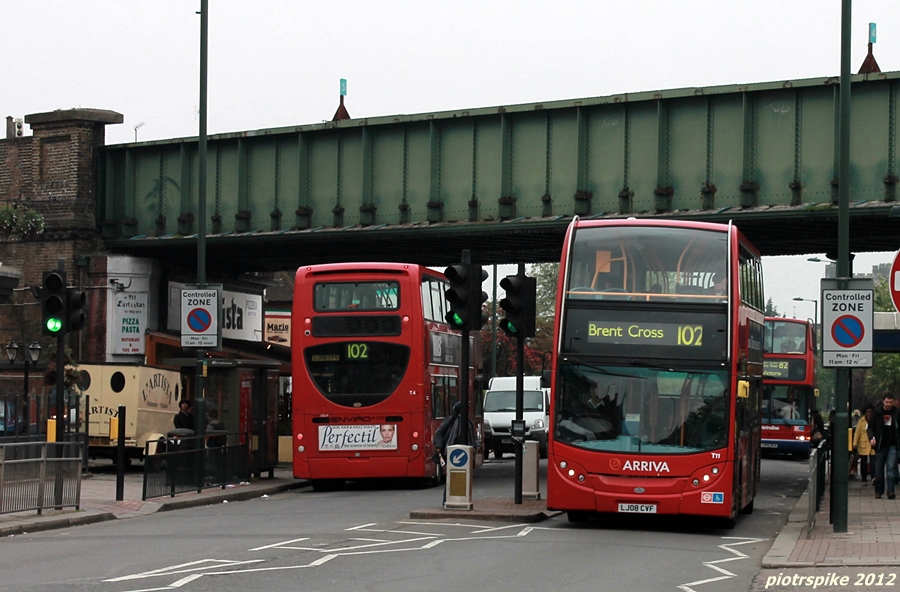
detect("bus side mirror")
(737, 380), (750, 399)
(814, 388), (820, 397)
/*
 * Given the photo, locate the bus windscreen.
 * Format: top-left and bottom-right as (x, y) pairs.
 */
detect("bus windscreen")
(555, 362), (729, 454)
(305, 341), (410, 407)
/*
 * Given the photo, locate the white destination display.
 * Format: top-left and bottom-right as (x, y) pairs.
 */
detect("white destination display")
(318, 424), (397, 451)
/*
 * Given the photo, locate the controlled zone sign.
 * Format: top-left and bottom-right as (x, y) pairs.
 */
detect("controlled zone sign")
(181, 286), (221, 348)
(821, 278), (873, 368)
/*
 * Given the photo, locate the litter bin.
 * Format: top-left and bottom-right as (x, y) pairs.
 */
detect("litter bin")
(166, 428), (196, 490)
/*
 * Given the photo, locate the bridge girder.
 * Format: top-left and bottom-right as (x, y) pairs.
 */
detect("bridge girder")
(101, 71), (900, 272)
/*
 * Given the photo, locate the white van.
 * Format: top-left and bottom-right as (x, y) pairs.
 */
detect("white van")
(482, 376), (550, 459)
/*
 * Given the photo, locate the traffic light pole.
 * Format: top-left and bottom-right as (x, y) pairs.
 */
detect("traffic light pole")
(514, 263), (525, 505)
(458, 251), (472, 446)
(55, 332), (65, 444)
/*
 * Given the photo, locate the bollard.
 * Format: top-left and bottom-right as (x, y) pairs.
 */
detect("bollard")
(444, 445), (473, 510)
(522, 440), (541, 500)
(116, 405), (126, 501)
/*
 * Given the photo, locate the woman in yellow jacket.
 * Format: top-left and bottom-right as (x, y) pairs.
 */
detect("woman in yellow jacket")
(853, 405), (875, 485)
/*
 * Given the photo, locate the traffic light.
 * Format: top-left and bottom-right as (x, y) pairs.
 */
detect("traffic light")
(41, 270), (67, 336)
(67, 287), (86, 332)
(499, 271), (536, 338)
(444, 263), (488, 332)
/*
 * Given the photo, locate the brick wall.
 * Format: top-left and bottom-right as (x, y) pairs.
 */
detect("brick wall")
(0, 109), (123, 363)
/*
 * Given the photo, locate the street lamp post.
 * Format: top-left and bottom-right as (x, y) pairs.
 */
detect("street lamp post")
(6, 341), (42, 436)
(792, 297), (818, 327)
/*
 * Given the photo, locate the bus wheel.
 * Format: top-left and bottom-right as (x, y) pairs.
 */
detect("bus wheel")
(567, 511), (590, 524)
(716, 516), (737, 529)
(739, 499), (754, 515)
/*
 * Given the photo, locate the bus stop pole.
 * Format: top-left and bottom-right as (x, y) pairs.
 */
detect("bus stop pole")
(832, 0), (852, 534)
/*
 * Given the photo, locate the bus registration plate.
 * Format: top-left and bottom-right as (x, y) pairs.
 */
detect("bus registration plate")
(760, 443), (778, 448)
(618, 503), (657, 513)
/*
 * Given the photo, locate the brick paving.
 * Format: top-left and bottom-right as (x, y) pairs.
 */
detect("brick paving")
(767, 476), (900, 567)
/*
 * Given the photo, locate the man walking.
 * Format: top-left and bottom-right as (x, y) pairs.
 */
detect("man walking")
(867, 393), (900, 499)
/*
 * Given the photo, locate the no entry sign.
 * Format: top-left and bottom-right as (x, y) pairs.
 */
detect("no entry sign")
(821, 278), (873, 368)
(890, 250), (900, 313)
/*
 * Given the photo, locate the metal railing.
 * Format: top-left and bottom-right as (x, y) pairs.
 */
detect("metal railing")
(0, 441), (83, 515)
(807, 440), (829, 538)
(142, 432), (250, 500)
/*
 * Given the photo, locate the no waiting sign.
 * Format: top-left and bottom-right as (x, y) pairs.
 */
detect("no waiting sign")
(821, 278), (873, 368)
(181, 285), (221, 348)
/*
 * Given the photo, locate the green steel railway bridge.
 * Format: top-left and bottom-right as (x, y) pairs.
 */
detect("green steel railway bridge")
(100, 71), (900, 274)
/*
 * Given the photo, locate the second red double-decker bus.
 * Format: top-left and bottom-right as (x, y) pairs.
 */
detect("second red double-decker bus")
(762, 318), (818, 457)
(291, 263), (483, 490)
(546, 218), (764, 527)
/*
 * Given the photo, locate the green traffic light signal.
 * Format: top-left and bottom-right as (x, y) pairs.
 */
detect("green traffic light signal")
(41, 270), (68, 336)
(45, 316), (63, 334)
(448, 311), (466, 329)
(499, 272), (536, 338)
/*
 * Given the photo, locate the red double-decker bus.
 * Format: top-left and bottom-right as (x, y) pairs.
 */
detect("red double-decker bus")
(291, 263), (483, 490)
(762, 318), (818, 458)
(546, 219), (764, 527)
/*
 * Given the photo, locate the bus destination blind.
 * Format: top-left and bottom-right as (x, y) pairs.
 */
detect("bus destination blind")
(563, 308), (727, 360)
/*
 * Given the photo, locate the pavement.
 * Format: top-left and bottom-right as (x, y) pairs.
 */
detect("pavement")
(4, 462), (898, 571)
(762, 474), (900, 567)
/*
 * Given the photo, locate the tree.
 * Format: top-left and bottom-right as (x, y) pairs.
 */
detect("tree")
(529, 262), (558, 356)
(765, 298), (780, 317)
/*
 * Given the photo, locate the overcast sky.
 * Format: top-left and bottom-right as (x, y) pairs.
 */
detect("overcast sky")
(4, 1), (899, 316)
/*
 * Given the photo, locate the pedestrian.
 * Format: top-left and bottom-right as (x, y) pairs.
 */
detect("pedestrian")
(174, 399), (194, 431)
(866, 393), (900, 499)
(810, 409), (825, 446)
(854, 404), (875, 486)
(432, 402), (463, 465)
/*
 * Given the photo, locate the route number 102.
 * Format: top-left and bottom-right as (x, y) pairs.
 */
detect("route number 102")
(347, 343), (369, 359)
(677, 325), (703, 346)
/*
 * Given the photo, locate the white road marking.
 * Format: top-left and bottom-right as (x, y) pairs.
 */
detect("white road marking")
(346, 522), (378, 530)
(249, 537), (310, 551)
(677, 537), (766, 592)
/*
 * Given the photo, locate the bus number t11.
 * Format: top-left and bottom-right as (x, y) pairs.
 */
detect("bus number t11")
(347, 343), (368, 359)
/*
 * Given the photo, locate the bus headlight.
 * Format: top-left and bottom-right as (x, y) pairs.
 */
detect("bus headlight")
(298, 445), (305, 453)
(412, 444), (419, 451)
(711, 466), (719, 475)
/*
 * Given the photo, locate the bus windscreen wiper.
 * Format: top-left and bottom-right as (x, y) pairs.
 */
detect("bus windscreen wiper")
(561, 356), (648, 380)
(628, 359), (674, 372)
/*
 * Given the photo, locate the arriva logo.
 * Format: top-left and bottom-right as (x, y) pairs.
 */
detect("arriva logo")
(622, 459), (671, 472)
